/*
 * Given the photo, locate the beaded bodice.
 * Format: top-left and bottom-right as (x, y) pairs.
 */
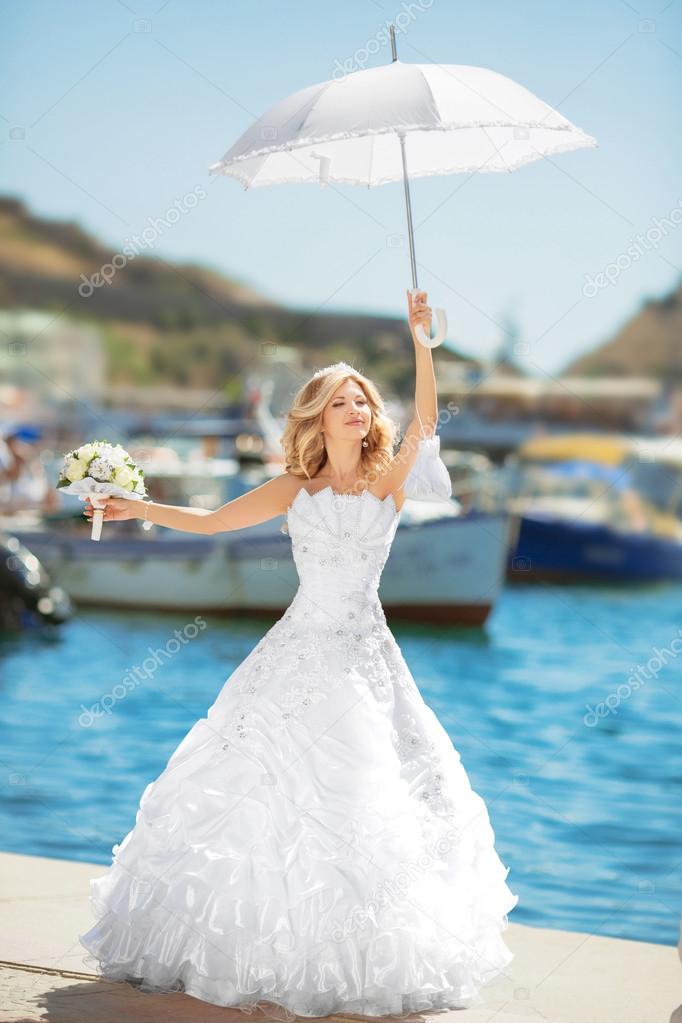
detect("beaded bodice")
(216, 485), (410, 746)
(286, 485), (400, 607)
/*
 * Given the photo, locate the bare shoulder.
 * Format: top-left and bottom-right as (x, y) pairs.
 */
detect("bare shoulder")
(255, 468), (306, 511)
(210, 472), (308, 533)
(278, 472), (308, 510)
(365, 478), (405, 512)
(390, 489), (406, 512)
(366, 425), (431, 511)
(371, 484), (405, 512)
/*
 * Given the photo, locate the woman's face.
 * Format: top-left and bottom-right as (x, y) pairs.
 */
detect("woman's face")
(321, 379), (371, 443)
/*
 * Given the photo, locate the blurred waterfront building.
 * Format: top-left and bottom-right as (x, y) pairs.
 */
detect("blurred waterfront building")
(436, 361), (665, 459)
(0, 309), (105, 421)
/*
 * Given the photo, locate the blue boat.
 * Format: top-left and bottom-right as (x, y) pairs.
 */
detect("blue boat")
(506, 434), (682, 583)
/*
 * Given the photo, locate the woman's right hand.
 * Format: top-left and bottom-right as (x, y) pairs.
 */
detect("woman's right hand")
(407, 289), (432, 343)
(84, 497), (141, 523)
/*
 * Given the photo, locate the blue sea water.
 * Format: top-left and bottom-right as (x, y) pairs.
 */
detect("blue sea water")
(0, 583), (680, 947)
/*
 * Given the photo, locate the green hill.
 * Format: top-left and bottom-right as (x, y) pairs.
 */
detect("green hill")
(0, 196), (466, 396)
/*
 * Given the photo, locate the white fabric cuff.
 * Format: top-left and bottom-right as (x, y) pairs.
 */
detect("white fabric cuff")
(401, 434), (452, 502)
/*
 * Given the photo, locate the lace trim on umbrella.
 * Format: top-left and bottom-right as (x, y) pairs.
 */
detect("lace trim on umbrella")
(210, 119), (597, 173)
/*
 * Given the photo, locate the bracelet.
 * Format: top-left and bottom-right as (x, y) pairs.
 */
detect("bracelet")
(141, 500), (154, 531)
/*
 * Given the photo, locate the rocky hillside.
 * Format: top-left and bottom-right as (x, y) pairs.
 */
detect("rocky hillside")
(566, 281), (682, 379)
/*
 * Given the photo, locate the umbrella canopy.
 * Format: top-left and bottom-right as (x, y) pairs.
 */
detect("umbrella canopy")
(209, 59), (597, 189)
(210, 31), (597, 348)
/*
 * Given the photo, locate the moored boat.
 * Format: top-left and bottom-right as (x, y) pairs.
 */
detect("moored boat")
(507, 434), (682, 583)
(0, 534), (72, 631)
(14, 501), (510, 627)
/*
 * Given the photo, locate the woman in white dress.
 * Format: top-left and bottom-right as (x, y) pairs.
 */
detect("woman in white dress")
(80, 291), (518, 1018)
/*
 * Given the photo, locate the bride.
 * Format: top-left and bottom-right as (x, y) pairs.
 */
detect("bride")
(79, 290), (518, 1018)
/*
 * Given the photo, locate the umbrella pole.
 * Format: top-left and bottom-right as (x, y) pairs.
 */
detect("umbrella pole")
(398, 132), (419, 291)
(392, 25), (419, 290)
(390, 25), (419, 290)
(398, 127), (447, 347)
(389, 24), (447, 346)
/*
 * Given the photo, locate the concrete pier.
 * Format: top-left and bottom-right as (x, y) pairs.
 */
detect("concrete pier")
(1, 850), (679, 1023)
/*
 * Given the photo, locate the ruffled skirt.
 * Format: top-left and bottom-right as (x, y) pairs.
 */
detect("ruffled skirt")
(79, 623), (518, 1018)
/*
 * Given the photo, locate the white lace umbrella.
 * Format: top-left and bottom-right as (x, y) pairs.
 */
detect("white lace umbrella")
(209, 26), (597, 346)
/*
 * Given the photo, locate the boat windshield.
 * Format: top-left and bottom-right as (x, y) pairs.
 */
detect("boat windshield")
(627, 457), (682, 517)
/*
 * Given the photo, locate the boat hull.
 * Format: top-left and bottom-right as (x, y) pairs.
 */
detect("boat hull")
(16, 512), (510, 626)
(509, 513), (682, 583)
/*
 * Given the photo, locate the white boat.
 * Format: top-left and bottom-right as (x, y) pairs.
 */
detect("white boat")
(13, 504), (509, 627)
(8, 443), (511, 626)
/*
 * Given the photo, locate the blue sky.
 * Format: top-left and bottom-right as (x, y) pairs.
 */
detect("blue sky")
(1, 0), (680, 374)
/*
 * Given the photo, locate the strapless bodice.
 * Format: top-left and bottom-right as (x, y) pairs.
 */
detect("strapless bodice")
(285, 486), (399, 610)
(281, 431), (451, 630)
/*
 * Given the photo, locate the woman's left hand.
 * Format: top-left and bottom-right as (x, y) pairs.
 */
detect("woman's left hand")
(407, 290), (432, 342)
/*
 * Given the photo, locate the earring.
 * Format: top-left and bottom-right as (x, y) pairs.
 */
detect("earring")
(362, 439), (369, 447)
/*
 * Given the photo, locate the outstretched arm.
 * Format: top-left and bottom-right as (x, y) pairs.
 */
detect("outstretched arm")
(85, 472), (299, 536)
(374, 290), (439, 498)
(409, 290), (439, 439)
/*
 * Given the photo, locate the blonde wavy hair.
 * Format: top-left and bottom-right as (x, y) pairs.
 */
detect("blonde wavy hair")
(281, 362), (399, 482)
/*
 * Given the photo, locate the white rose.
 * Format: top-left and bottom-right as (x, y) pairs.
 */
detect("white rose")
(109, 446), (128, 468)
(113, 465), (134, 488)
(64, 457), (87, 483)
(77, 443), (96, 462)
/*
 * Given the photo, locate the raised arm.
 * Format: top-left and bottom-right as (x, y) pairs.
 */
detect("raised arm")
(85, 472), (300, 535)
(374, 290), (439, 499)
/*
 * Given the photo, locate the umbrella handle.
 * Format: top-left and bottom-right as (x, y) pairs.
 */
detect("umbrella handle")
(409, 289), (448, 348)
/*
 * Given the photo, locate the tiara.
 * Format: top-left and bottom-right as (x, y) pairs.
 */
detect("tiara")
(311, 361), (357, 380)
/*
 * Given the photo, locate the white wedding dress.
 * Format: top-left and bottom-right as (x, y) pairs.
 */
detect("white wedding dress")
(79, 437), (519, 1018)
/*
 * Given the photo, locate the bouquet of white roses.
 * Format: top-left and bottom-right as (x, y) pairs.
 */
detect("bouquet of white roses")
(57, 440), (147, 541)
